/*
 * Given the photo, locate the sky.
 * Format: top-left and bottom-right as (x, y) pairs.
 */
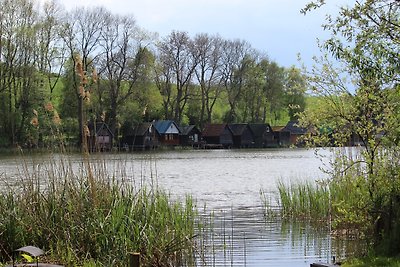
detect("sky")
(53, 0), (350, 69)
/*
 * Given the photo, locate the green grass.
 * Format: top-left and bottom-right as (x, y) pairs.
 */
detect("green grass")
(343, 257), (400, 267)
(276, 180), (331, 220)
(0, 154), (197, 266)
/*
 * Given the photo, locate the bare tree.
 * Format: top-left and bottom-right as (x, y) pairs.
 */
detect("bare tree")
(219, 39), (252, 123)
(97, 13), (150, 135)
(35, 0), (66, 97)
(156, 31), (199, 123)
(61, 6), (107, 148)
(193, 33), (223, 128)
(154, 58), (174, 120)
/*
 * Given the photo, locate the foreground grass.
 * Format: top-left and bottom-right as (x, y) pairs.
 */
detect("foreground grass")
(0, 154), (197, 266)
(342, 257), (400, 267)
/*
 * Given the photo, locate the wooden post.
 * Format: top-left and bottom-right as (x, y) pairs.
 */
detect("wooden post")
(129, 252), (140, 267)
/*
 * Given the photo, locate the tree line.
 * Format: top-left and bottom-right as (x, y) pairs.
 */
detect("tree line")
(0, 0), (307, 148)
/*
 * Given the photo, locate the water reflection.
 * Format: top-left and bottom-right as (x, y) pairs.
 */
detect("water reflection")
(197, 206), (361, 267)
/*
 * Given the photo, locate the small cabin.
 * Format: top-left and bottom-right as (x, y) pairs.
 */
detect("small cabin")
(228, 123), (254, 148)
(87, 122), (114, 152)
(282, 121), (308, 146)
(122, 122), (159, 150)
(272, 126), (291, 147)
(153, 120), (181, 146)
(179, 125), (202, 147)
(202, 123), (233, 148)
(248, 123), (276, 148)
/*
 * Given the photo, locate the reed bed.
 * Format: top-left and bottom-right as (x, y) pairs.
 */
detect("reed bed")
(274, 176), (370, 234)
(276, 180), (331, 220)
(0, 154), (197, 266)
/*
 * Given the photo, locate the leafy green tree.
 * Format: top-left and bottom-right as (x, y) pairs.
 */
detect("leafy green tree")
(0, 0), (45, 146)
(284, 66), (306, 121)
(239, 53), (266, 123)
(260, 60), (285, 125)
(301, 0), (400, 254)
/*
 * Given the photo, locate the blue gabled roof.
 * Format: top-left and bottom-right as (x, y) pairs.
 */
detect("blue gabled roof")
(153, 120), (180, 134)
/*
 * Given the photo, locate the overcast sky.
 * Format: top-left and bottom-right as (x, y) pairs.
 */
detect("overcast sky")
(54, 0), (351, 69)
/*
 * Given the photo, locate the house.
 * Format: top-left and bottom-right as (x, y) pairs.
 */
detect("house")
(248, 123), (277, 148)
(202, 123), (233, 148)
(87, 121), (114, 152)
(122, 122), (159, 150)
(228, 123), (254, 148)
(153, 120), (181, 146)
(179, 125), (202, 147)
(282, 121), (308, 146)
(272, 126), (291, 147)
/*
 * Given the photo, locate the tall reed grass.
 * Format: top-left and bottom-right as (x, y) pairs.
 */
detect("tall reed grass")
(274, 176), (370, 235)
(276, 180), (331, 220)
(0, 154), (197, 266)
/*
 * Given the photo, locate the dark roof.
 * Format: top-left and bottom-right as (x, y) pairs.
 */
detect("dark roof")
(272, 126), (286, 132)
(129, 122), (153, 136)
(179, 125), (199, 135)
(248, 123), (271, 136)
(283, 121), (308, 135)
(228, 123), (250, 136)
(153, 120), (180, 134)
(202, 124), (228, 137)
(88, 122), (114, 137)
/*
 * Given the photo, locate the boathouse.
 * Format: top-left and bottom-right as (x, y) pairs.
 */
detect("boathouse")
(283, 121), (308, 146)
(272, 126), (291, 147)
(228, 123), (254, 148)
(87, 121), (114, 152)
(122, 122), (159, 150)
(179, 125), (202, 147)
(153, 120), (181, 146)
(248, 123), (276, 148)
(202, 123), (233, 148)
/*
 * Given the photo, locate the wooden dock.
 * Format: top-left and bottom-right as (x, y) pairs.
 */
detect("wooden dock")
(310, 263), (339, 267)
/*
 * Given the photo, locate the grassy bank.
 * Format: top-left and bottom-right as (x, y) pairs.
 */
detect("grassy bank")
(342, 257), (400, 267)
(0, 154), (197, 266)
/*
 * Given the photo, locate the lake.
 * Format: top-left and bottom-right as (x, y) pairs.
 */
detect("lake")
(0, 148), (358, 266)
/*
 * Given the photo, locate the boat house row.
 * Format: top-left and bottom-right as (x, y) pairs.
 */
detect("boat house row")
(118, 120), (308, 151)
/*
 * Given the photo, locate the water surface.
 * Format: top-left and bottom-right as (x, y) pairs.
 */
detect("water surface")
(0, 148), (358, 266)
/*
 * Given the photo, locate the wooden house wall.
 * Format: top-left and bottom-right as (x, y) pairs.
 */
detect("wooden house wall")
(275, 131), (290, 147)
(159, 134), (180, 146)
(220, 128), (233, 146)
(233, 127), (254, 147)
(290, 135), (299, 146)
(87, 136), (112, 152)
(180, 129), (202, 146)
(87, 124), (113, 152)
(203, 136), (220, 145)
(133, 132), (159, 150)
(264, 131), (277, 147)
